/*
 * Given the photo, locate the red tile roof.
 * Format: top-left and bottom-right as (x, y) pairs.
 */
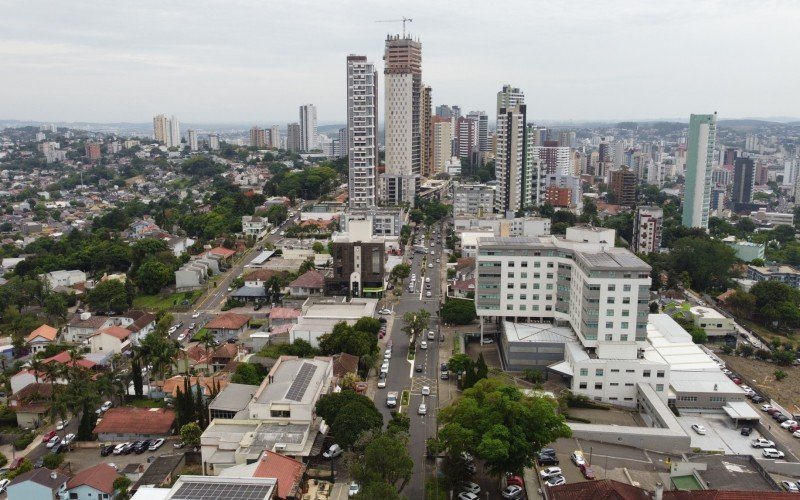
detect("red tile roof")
(26, 324), (57, 343)
(244, 269), (278, 282)
(288, 270), (325, 290)
(208, 246), (236, 258)
(253, 450), (306, 499)
(206, 312), (250, 330)
(332, 353), (360, 378)
(269, 307), (301, 320)
(157, 375), (230, 398)
(92, 325), (132, 340)
(92, 407), (175, 436)
(44, 351), (97, 370)
(452, 279), (475, 291)
(67, 464), (120, 494)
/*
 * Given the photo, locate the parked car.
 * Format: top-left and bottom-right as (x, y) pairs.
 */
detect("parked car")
(441, 370), (449, 380)
(691, 424), (707, 435)
(380, 362), (390, 374)
(740, 427), (753, 436)
(379, 308), (392, 315)
(46, 436), (61, 449)
(43, 430), (57, 442)
(121, 442), (135, 455)
(571, 450), (586, 466)
(539, 447), (557, 456)
(101, 401), (113, 412)
(323, 444), (342, 459)
(9, 457), (24, 470)
(55, 419), (69, 430)
(540, 466), (562, 479)
(580, 464), (596, 480)
(481, 337), (494, 344)
(100, 444), (116, 456)
(458, 493), (479, 500)
(461, 482), (481, 494)
(793, 430), (800, 438)
(418, 403), (427, 415)
(348, 482), (360, 497)
(377, 372), (387, 389)
(0, 478), (9, 494)
(537, 454), (559, 466)
(506, 475), (524, 487)
(51, 443), (65, 454)
(752, 438), (775, 448)
(781, 420), (798, 429)
(174, 441), (186, 449)
(113, 442), (129, 455)
(781, 480), (800, 493)
(763, 448), (785, 459)
(63, 433), (76, 445)
(501, 485), (524, 499)
(545, 476), (566, 487)
(761, 404), (774, 412)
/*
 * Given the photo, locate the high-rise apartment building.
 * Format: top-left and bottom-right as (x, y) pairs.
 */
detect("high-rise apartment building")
(346, 55), (378, 209)
(609, 166), (637, 206)
(495, 85), (531, 213)
(381, 34), (422, 206)
(187, 129), (198, 151)
(682, 113), (717, 229)
(558, 130), (577, 149)
(249, 126), (267, 148)
(420, 85), (433, 178)
(531, 143), (571, 176)
(633, 206), (663, 254)
(732, 157), (755, 209)
(85, 142), (101, 161)
(153, 114), (181, 148)
(455, 116), (477, 159)
(268, 126), (280, 149)
(454, 184), (495, 217)
(431, 116), (452, 175)
(468, 111), (489, 153)
(299, 104), (318, 152)
(208, 134), (220, 150)
(286, 123), (302, 153)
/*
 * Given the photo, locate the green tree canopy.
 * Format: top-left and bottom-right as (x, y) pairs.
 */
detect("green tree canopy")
(350, 431), (413, 494)
(180, 422), (202, 447)
(86, 279), (132, 312)
(441, 299), (477, 325)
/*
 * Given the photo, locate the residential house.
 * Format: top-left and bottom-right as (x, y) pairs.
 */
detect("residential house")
(449, 279), (475, 298)
(65, 464), (122, 500)
(205, 313), (251, 342)
(244, 269), (278, 288)
(174, 345), (213, 374)
(331, 352), (359, 380)
(25, 324), (58, 354)
(131, 454), (185, 492)
(40, 270), (86, 290)
(89, 326), (133, 355)
(6, 467), (69, 500)
(289, 297), (378, 348)
(128, 218), (162, 240)
(155, 374), (230, 400)
(242, 216), (269, 239)
(65, 312), (111, 343)
(268, 308), (301, 330)
(287, 270), (325, 297)
(174, 256), (221, 290)
(165, 236), (195, 257)
(8, 383), (53, 428)
(93, 408), (176, 442)
(207, 247), (236, 266)
(211, 344), (241, 372)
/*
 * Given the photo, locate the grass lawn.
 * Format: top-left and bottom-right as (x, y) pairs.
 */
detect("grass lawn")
(127, 398), (167, 409)
(133, 291), (202, 312)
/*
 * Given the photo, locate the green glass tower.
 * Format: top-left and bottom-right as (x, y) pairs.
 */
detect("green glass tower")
(682, 113), (717, 229)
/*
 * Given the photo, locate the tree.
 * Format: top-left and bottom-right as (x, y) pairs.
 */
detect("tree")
(113, 476), (133, 500)
(387, 411), (411, 435)
(401, 309), (431, 340)
(316, 392), (382, 448)
(690, 327), (707, 344)
(441, 299), (477, 325)
(438, 378), (571, 477)
(353, 317), (381, 336)
(668, 237), (737, 292)
(771, 349), (795, 366)
(773, 224), (796, 244)
(180, 422), (202, 447)
(726, 290), (756, 318)
(350, 431), (413, 494)
(736, 218), (757, 234)
(87, 279), (131, 312)
(231, 363), (265, 385)
(42, 452), (64, 469)
(312, 241), (325, 253)
(136, 260), (173, 295)
(391, 263), (411, 281)
(298, 258), (315, 274)
(318, 321), (377, 360)
(447, 353), (472, 375)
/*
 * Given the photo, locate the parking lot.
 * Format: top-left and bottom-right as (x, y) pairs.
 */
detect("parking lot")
(58, 439), (185, 475)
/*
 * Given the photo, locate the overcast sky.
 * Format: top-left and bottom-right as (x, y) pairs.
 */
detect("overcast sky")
(2, 0), (799, 124)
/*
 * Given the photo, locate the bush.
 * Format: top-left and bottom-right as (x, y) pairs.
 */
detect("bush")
(775, 369), (788, 381)
(0, 451), (7, 468)
(13, 432), (34, 451)
(42, 452), (64, 469)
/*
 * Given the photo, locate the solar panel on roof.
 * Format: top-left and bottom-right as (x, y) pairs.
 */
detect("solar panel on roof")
(172, 481), (274, 500)
(285, 362), (318, 402)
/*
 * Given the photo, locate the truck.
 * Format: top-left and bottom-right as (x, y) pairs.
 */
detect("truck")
(386, 391), (398, 408)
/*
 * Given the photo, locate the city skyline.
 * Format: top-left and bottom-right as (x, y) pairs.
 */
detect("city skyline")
(2, 1), (799, 123)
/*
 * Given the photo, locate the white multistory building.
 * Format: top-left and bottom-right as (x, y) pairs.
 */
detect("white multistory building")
(476, 226), (661, 406)
(346, 55), (378, 209)
(153, 114), (180, 148)
(453, 184), (495, 217)
(432, 118), (453, 175)
(208, 134), (220, 150)
(380, 34), (422, 206)
(494, 85), (529, 213)
(633, 206), (663, 254)
(299, 104), (318, 152)
(187, 129), (198, 151)
(268, 126), (280, 149)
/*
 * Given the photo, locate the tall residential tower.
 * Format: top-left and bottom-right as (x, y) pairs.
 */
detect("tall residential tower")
(381, 34), (422, 206)
(299, 104), (318, 152)
(682, 113), (717, 229)
(153, 114), (180, 148)
(346, 55), (378, 208)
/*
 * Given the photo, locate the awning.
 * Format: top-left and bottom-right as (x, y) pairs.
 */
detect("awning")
(362, 286), (385, 293)
(723, 401), (761, 421)
(547, 360), (573, 377)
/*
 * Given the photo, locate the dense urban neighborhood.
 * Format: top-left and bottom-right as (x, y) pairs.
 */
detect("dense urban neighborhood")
(2, 3), (800, 500)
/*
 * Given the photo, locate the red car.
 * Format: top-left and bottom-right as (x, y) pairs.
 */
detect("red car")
(42, 430), (57, 442)
(580, 464), (596, 480)
(506, 475), (524, 487)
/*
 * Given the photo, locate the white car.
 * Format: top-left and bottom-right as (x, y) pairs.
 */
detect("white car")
(458, 493), (479, 500)
(168, 326), (178, 334)
(149, 438), (165, 451)
(46, 436), (61, 448)
(571, 451), (586, 466)
(377, 375), (386, 389)
(425, 277), (431, 283)
(418, 403), (427, 415)
(763, 448), (785, 459)
(63, 433), (76, 445)
(56, 419), (69, 430)
(481, 337), (494, 344)
(752, 438), (776, 448)
(191, 311), (201, 318)
(691, 424), (707, 435)
(428, 330), (435, 340)
(426, 291), (432, 297)
(545, 476), (566, 487)
(380, 362), (389, 374)
(411, 274), (416, 280)
(761, 404), (774, 411)
(428, 263), (433, 268)
(348, 482), (360, 497)
(177, 333), (187, 341)
(461, 482), (481, 494)
(378, 308), (392, 315)
(781, 420), (798, 429)
(0, 478), (9, 493)
(421, 386), (431, 396)
(782, 480), (800, 493)
(108, 463), (118, 471)
(113, 442), (129, 455)
(501, 485), (524, 499)
(323, 444), (342, 459)
(384, 350), (391, 360)
(540, 466), (562, 478)
(420, 341), (428, 350)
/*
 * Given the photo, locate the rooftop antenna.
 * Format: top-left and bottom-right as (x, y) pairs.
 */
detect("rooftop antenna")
(376, 17), (413, 37)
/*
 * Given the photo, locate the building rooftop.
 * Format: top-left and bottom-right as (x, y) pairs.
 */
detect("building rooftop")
(253, 450), (306, 499)
(689, 306), (726, 319)
(503, 321), (577, 344)
(67, 463), (120, 494)
(93, 407), (175, 435)
(253, 356), (330, 405)
(9, 466), (69, 490)
(134, 454), (184, 489)
(26, 324), (58, 342)
(209, 383), (259, 414)
(166, 476), (276, 500)
(685, 454), (778, 492)
(206, 312), (251, 330)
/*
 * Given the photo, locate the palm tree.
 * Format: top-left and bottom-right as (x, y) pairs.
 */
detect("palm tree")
(29, 357), (44, 384)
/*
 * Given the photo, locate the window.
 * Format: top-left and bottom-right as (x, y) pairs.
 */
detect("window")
(656, 370), (665, 378)
(621, 322), (629, 329)
(521, 283), (528, 289)
(534, 273), (541, 279)
(520, 294), (527, 300)
(625, 369), (635, 373)
(643, 370), (651, 377)
(507, 294), (514, 300)
(521, 261), (528, 267)
(609, 271), (616, 278)
(506, 305), (513, 310)
(547, 262), (554, 268)
(625, 383), (634, 387)
(611, 369), (620, 373)
(547, 273), (553, 279)
(507, 272), (514, 278)
(607, 297), (615, 304)
(606, 309), (614, 316)
(580, 368), (588, 376)
(623, 284), (631, 292)
(622, 297), (630, 304)
(610, 382), (619, 386)
(595, 369), (604, 376)
(608, 285), (616, 291)
(622, 310), (630, 317)
(519, 305), (526, 311)
(270, 410), (290, 418)
(605, 322), (613, 328)
(656, 384), (664, 391)
(70, 494), (78, 500)
(507, 283), (514, 289)
(579, 382), (587, 389)
(605, 334), (613, 341)
(521, 272), (527, 279)
(508, 261), (515, 267)
(534, 262), (541, 268)
(620, 334), (628, 341)
(594, 383), (603, 389)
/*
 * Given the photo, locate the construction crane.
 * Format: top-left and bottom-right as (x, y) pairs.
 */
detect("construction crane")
(376, 17), (413, 37)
